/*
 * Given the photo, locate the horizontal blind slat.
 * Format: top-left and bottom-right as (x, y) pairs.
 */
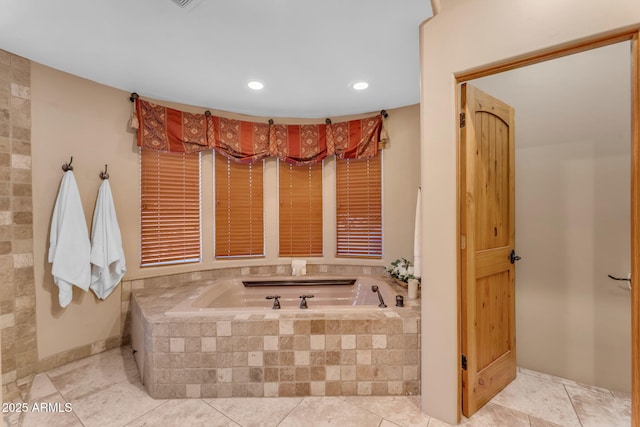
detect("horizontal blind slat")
(279, 161), (323, 257)
(336, 157), (382, 258)
(140, 149), (201, 266)
(214, 154), (265, 258)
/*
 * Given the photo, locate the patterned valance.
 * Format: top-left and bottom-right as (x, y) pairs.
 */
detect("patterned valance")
(329, 115), (383, 159)
(134, 98), (385, 163)
(207, 115), (271, 163)
(136, 100), (209, 153)
(270, 124), (329, 166)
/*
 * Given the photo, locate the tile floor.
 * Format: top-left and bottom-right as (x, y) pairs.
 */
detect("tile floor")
(3, 347), (631, 426)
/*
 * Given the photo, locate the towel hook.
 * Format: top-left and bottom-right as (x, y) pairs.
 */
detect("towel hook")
(100, 164), (109, 180)
(62, 156), (73, 172)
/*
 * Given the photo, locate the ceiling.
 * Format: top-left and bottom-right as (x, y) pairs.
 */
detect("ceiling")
(0, 0), (432, 118)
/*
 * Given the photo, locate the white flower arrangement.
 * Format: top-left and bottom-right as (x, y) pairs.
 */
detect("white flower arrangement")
(386, 258), (418, 283)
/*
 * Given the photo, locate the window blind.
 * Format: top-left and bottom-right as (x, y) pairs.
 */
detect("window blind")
(279, 161), (323, 257)
(336, 156), (382, 258)
(140, 148), (201, 266)
(215, 154), (264, 258)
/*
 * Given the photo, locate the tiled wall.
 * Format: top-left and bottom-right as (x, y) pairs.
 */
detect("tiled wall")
(0, 50), (37, 399)
(144, 314), (420, 399)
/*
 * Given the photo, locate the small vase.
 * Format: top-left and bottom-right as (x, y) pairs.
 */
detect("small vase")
(408, 278), (419, 299)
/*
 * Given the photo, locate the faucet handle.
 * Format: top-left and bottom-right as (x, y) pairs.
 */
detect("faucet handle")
(266, 295), (281, 309)
(370, 286), (387, 308)
(299, 294), (314, 309)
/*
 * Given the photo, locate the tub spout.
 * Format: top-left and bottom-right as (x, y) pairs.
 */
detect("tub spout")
(371, 285), (387, 308)
(299, 294), (314, 309)
(265, 295), (281, 309)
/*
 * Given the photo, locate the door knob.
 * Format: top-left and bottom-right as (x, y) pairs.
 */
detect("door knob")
(509, 249), (521, 264)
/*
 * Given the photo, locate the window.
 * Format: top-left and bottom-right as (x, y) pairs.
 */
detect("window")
(279, 161), (323, 256)
(140, 149), (201, 266)
(214, 153), (264, 258)
(336, 156), (382, 258)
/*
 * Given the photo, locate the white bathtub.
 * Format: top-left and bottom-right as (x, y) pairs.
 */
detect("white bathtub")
(165, 275), (399, 316)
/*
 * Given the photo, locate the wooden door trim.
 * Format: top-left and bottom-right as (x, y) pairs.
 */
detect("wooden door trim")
(456, 29), (639, 82)
(631, 30), (639, 427)
(455, 28), (640, 426)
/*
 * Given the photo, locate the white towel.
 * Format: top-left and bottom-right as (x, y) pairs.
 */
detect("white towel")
(90, 179), (126, 299)
(48, 170), (91, 308)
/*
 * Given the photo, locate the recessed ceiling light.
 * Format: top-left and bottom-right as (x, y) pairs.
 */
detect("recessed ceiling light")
(352, 81), (369, 91)
(248, 81), (264, 90)
(170, 0), (193, 7)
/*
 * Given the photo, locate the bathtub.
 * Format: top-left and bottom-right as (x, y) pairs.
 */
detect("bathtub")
(130, 272), (420, 399)
(165, 275), (399, 316)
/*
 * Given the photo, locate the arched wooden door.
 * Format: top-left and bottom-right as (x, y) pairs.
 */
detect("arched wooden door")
(460, 83), (517, 417)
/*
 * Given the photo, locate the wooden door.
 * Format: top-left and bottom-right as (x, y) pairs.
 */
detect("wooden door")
(460, 83), (517, 417)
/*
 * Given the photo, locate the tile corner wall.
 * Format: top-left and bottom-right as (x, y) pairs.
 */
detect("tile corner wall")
(0, 49), (38, 401)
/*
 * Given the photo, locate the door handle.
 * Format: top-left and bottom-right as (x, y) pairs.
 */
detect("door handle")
(509, 249), (521, 264)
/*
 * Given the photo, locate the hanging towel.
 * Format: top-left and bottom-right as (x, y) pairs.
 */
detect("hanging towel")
(90, 179), (126, 299)
(48, 170), (91, 308)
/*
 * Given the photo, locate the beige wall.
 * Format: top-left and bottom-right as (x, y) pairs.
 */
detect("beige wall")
(473, 42), (631, 392)
(420, 0), (640, 423)
(31, 64), (131, 359)
(31, 63), (420, 359)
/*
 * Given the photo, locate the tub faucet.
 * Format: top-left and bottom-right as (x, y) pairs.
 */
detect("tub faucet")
(265, 295), (281, 309)
(371, 285), (387, 308)
(299, 294), (314, 309)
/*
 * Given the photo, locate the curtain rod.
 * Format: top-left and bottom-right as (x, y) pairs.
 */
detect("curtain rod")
(129, 93), (390, 119)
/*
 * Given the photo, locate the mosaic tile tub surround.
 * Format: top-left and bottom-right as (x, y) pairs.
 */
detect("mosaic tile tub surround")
(130, 273), (420, 399)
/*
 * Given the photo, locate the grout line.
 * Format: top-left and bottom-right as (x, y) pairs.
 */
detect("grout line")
(202, 399), (245, 427)
(76, 404), (89, 427)
(519, 367), (619, 399)
(45, 372), (64, 398)
(377, 416), (403, 427)
(342, 395), (389, 422)
(121, 399), (170, 427)
(276, 396), (309, 426)
(563, 384), (585, 427)
(272, 397), (305, 426)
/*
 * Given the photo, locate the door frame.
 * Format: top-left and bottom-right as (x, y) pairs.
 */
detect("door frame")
(455, 29), (640, 424)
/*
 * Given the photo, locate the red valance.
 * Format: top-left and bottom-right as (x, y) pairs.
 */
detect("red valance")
(136, 100), (209, 153)
(134, 98), (385, 163)
(207, 115), (270, 163)
(270, 124), (328, 166)
(329, 115), (383, 159)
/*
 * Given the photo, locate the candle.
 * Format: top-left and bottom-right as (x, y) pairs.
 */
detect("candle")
(408, 278), (419, 299)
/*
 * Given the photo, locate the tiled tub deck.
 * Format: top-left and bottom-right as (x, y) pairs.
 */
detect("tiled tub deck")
(130, 276), (420, 399)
